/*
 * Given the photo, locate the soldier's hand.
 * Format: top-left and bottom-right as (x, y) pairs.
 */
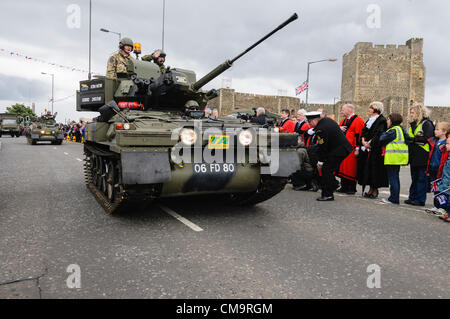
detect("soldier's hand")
(153, 50), (161, 58)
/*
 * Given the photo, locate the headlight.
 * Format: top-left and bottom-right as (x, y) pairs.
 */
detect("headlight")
(52, 131), (55, 134)
(40, 130), (45, 135)
(123, 123), (130, 130)
(273, 127), (280, 133)
(180, 128), (197, 146)
(238, 129), (253, 146)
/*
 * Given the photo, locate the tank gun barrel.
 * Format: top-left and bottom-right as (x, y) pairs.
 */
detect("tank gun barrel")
(191, 13), (298, 92)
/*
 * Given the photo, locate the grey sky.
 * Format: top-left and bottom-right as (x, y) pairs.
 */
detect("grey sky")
(0, 0), (449, 122)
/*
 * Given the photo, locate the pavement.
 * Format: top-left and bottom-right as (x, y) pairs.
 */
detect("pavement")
(0, 136), (449, 299)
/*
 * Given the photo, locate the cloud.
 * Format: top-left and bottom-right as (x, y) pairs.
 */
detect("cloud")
(0, 0), (448, 123)
(0, 74), (47, 101)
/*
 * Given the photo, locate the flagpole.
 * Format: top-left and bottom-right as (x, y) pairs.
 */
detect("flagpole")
(88, 0), (92, 80)
(51, 74), (54, 114)
(162, 0), (165, 51)
(305, 63), (310, 110)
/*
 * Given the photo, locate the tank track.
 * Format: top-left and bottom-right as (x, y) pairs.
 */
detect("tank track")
(229, 176), (287, 206)
(83, 144), (128, 214)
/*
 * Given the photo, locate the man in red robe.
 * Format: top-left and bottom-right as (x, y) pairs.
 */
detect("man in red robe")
(337, 104), (365, 194)
(278, 109), (295, 133)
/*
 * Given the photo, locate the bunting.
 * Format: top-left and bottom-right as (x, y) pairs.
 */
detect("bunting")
(0, 47), (100, 75)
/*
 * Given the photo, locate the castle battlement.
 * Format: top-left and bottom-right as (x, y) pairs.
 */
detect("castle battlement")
(341, 38), (425, 105)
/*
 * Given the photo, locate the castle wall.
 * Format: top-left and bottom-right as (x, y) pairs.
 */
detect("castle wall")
(208, 89), (449, 124)
(340, 38), (425, 105)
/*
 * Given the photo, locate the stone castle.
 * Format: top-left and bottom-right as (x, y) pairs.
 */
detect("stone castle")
(341, 38), (425, 106)
(208, 38), (449, 123)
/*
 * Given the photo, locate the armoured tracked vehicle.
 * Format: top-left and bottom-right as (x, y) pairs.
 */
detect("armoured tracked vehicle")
(77, 13), (300, 213)
(25, 112), (64, 145)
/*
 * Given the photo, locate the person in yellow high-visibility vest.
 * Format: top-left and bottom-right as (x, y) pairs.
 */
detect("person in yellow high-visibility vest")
(405, 103), (435, 206)
(380, 113), (412, 204)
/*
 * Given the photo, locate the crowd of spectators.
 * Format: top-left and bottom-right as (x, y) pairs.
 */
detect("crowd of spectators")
(61, 122), (86, 143)
(268, 102), (450, 223)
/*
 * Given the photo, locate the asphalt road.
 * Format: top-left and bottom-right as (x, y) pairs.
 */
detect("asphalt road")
(0, 137), (449, 299)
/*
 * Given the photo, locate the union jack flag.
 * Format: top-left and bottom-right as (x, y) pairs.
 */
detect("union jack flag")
(431, 178), (442, 193)
(295, 81), (308, 96)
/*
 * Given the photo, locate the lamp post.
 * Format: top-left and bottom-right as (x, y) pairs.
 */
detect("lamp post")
(41, 72), (54, 114)
(162, 0), (166, 51)
(333, 97), (340, 119)
(305, 58), (337, 110)
(100, 28), (122, 41)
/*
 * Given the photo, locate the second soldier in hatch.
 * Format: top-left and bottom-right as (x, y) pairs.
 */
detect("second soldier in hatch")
(142, 49), (167, 74)
(106, 37), (134, 80)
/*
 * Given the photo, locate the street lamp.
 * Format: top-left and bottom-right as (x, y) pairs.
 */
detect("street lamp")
(305, 58), (337, 110)
(100, 28), (122, 41)
(41, 72), (54, 114)
(333, 97), (340, 119)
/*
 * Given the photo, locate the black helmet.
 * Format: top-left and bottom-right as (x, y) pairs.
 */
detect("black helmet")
(119, 37), (134, 49)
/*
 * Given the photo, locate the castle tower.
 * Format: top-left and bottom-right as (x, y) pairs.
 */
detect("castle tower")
(340, 38), (425, 105)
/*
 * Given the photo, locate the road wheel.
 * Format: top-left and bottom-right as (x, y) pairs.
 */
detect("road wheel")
(16, 133), (20, 137)
(93, 155), (101, 187)
(31, 139), (37, 145)
(106, 161), (119, 203)
(100, 160), (108, 194)
(10, 132), (14, 138)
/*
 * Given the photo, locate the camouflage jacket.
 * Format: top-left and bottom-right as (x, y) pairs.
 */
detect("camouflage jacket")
(142, 53), (166, 74)
(106, 51), (133, 80)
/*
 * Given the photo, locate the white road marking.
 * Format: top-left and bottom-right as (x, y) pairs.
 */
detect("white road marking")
(158, 204), (204, 232)
(53, 147), (57, 150)
(76, 158), (82, 162)
(64, 152), (69, 155)
(0, 141), (2, 150)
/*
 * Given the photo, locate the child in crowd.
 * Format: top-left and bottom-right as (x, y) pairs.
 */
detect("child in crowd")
(425, 122), (450, 215)
(379, 113), (412, 204)
(436, 137), (450, 223)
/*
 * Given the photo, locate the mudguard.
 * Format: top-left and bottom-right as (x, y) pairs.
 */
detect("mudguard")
(121, 151), (172, 184)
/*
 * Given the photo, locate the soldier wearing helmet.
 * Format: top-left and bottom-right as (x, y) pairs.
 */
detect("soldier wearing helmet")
(142, 49), (167, 74)
(106, 37), (134, 80)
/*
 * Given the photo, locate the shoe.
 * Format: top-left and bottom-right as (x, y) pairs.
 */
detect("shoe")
(434, 208), (446, 217)
(425, 207), (444, 215)
(336, 187), (347, 193)
(345, 190), (356, 195)
(381, 198), (399, 205)
(404, 199), (414, 205)
(439, 214), (450, 222)
(363, 192), (372, 198)
(317, 196), (334, 201)
(310, 181), (319, 192)
(293, 184), (310, 191)
(411, 201), (425, 207)
(425, 207), (439, 214)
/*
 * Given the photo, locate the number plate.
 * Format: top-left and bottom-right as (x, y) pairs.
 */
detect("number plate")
(45, 132), (51, 135)
(193, 163), (236, 174)
(208, 135), (230, 149)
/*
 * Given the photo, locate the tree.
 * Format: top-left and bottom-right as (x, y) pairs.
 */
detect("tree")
(6, 103), (36, 118)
